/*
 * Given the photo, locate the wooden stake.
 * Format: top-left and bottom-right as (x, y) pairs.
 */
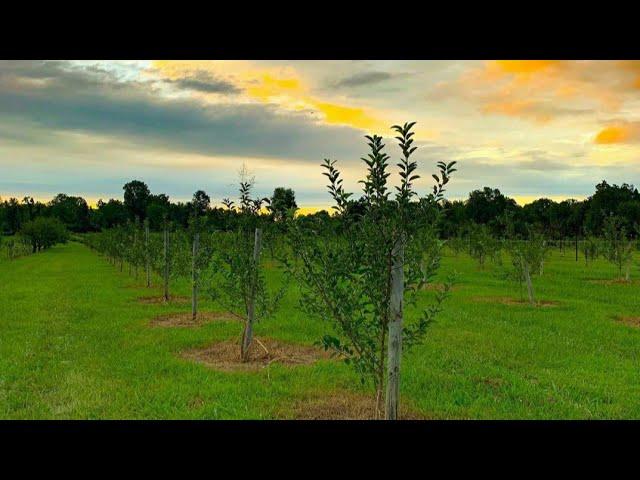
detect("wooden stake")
(163, 226), (169, 302)
(241, 227), (262, 362)
(191, 231), (199, 321)
(385, 234), (404, 420)
(144, 220), (151, 288)
(523, 259), (536, 306)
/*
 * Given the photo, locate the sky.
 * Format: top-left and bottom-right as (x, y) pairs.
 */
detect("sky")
(1, 60), (639, 212)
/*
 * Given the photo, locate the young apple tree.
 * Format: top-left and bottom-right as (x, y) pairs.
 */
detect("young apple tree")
(207, 178), (286, 362)
(602, 215), (634, 281)
(507, 229), (546, 306)
(287, 122), (456, 419)
(581, 234), (599, 266)
(468, 223), (501, 270)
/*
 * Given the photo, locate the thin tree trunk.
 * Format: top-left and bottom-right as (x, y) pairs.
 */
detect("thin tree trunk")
(523, 260), (535, 306)
(375, 384), (384, 420)
(625, 264), (630, 282)
(145, 221), (151, 288)
(191, 231), (199, 321)
(163, 227), (169, 302)
(241, 227), (262, 362)
(385, 235), (404, 420)
(134, 230), (138, 279)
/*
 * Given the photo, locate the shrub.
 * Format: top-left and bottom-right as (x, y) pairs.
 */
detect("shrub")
(19, 217), (69, 253)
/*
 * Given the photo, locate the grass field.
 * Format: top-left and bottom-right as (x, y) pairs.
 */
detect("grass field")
(1, 240), (639, 419)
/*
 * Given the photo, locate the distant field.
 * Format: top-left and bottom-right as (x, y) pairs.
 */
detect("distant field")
(1, 241), (639, 419)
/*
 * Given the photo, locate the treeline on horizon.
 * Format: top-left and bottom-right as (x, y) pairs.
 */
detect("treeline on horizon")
(1, 179), (639, 239)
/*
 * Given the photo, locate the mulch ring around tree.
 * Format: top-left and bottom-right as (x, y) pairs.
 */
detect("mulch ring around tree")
(472, 296), (560, 307)
(137, 295), (190, 305)
(421, 283), (461, 292)
(615, 316), (640, 328)
(286, 391), (431, 420)
(180, 337), (333, 372)
(150, 311), (239, 328)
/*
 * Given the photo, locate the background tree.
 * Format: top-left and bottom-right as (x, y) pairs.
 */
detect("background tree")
(191, 190), (211, 218)
(94, 199), (128, 229)
(19, 217), (69, 253)
(268, 187), (297, 221)
(48, 194), (91, 232)
(123, 180), (151, 222)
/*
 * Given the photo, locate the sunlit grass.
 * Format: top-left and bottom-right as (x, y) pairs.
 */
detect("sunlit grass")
(0, 241), (638, 419)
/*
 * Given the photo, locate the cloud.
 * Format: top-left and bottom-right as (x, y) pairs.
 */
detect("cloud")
(163, 71), (240, 94)
(594, 122), (640, 144)
(0, 60), (370, 164)
(492, 60), (562, 75)
(332, 71), (395, 88)
(150, 60), (391, 132)
(427, 60), (639, 124)
(480, 99), (592, 124)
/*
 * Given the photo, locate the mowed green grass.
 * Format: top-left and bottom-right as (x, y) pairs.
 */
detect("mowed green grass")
(1, 240), (639, 419)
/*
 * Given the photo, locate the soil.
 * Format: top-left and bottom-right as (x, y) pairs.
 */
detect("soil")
(472, 296), (560, 307)
(615, 316), (640, 328)
(421, 283), (461, 292)
(180, 337), (332, 372)
(287, 391), (430, 420)
(150, 311), (239, 328)
(137, 295), (190, 305)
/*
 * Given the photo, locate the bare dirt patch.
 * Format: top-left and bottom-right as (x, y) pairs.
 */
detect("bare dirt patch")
(181, 337), (332, 372)
(150, 311), (239, 328)
(421, 283), (461, 292)
(287, 391), (430, 420)
(615, 316), (640, 328)
(137, 295), (190, 305)
(472, 296), (559, 307)
(476, 376), (505, 390)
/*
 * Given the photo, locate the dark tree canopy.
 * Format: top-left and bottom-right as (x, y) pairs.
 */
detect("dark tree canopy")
(48, 193), (90, 232)
(191, 190), (211, 218)
(466, 187), (519, 234)
(269, 187), (297, 221)
(2, 179), (640, 238)
(123, 180), (151, 222)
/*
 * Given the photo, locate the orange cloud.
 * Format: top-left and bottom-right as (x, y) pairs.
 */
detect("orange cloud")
(150, 60), (390, 133)
(494, 60), (560, 75)
(481, 99), (552, 123)
(594, 123), (640, 144)
(449, 60), (640, 124)
(310, 101), (382, 131)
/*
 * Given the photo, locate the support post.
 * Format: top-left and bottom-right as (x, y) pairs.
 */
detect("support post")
(163, 226), (169, 302)
(385, 234), (405, 420)
(191, 231), (200, 321)
(523, 259), (536, 306)
(241, 227), (262, 362)
(144, 220), (151, 288)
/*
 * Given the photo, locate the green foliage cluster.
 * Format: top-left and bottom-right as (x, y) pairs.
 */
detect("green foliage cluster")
(19, 217), (69, 253)
(286, 122), (456, 409)
(602, 216), (634, 280)
(468, 223), (502, 269)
